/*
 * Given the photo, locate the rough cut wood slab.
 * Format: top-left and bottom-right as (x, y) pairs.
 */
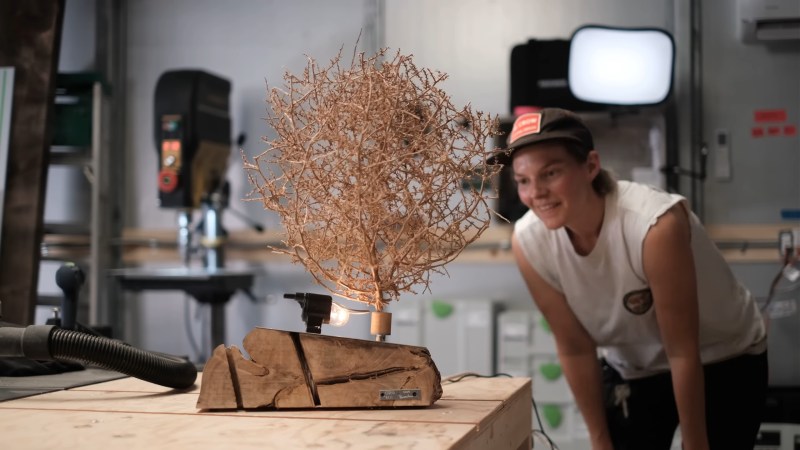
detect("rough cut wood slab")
(196, 327), (442, 410)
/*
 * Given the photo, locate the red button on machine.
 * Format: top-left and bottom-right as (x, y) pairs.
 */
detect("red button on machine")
(158, 168), (179, 193)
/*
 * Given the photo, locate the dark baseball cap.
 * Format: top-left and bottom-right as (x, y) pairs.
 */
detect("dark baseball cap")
(488, 108), (594, 165)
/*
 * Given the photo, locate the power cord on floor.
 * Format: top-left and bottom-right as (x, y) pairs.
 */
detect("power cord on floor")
(442, 372), (560, 450)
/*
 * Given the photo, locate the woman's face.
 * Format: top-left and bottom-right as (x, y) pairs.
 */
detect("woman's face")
(511, 141), (600, 230)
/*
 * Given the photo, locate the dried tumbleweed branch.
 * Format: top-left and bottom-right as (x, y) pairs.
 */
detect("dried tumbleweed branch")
(244, 48), (500, 311)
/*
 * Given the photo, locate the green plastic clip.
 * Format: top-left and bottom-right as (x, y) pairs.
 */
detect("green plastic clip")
(542, 404), (563, 429)
(539, 362), (562, 381)
(431, 300), (454, 319)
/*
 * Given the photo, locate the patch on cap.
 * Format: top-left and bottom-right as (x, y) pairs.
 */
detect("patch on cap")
(509, 113), (542, 145)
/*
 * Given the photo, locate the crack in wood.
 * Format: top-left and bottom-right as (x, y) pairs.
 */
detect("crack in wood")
(316, 367), (417, 385)
(290, 332), (320, 405)
(225, 347), (244, 409)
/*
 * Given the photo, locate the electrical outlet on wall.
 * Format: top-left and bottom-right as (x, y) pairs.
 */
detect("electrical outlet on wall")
(714, 129), (732, 181)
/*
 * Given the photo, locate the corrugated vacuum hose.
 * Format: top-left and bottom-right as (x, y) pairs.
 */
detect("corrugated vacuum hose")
(0, 324), (197, 389)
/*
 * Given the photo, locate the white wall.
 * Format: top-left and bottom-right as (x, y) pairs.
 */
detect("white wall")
(383, 0), (674, 116)
(701, 1), (800, 223)
(59, 0), (96, 72)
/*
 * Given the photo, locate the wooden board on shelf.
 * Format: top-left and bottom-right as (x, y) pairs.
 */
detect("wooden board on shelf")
(114, 223), (791, 265)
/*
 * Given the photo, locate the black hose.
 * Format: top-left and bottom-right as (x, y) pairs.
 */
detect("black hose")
(0, 325), (196, 390)
(48, 328), (197, 389)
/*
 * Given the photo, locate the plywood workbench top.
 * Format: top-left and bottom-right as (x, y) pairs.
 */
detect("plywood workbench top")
(0, 373), (532, 450)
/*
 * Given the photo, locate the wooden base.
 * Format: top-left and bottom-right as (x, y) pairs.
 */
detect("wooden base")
(197, 327), (442, 410)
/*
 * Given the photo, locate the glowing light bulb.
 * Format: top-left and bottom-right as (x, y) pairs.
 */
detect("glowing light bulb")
(328, 301), (351, 327)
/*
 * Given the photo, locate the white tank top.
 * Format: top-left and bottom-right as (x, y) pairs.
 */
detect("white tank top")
(514, 180), (767, 379)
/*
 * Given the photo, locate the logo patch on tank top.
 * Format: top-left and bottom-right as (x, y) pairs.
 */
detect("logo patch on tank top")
(622, 288), (653, 315)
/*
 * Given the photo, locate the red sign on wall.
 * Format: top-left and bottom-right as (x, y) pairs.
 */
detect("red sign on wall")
(751, 109), (797, 138)
(754, 109), (788, 123)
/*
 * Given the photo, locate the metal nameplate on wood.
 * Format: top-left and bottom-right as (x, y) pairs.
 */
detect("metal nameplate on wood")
(379, 389), (421, 401)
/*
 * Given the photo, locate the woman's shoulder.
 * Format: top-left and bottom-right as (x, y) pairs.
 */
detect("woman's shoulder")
(614, 180), (686, 224)
(513, 209), (548, 236)
(514, 209), (538, 229)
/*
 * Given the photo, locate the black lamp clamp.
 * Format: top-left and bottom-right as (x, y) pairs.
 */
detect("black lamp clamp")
(284, 293), (332, 334)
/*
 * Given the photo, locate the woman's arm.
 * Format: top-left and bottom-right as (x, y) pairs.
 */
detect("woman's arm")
(642, 204), (709, 450)
(512, 234), (613, 450)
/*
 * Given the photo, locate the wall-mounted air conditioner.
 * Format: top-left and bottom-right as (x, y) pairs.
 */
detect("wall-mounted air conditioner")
(739, 0), (800, 43)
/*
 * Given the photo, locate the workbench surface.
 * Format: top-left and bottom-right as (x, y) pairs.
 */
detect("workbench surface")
(0, 372), (532, 450)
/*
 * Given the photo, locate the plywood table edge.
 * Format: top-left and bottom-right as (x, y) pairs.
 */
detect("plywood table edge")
(1, 375), (532, 449)
(448, 378), (532, 450)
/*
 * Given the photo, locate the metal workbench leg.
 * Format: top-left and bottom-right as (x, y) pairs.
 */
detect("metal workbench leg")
(210, 303), (226, 350)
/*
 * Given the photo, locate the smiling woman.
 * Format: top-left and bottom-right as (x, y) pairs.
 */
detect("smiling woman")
(488, 108), (768, 450)
(511, 141), (603, 238)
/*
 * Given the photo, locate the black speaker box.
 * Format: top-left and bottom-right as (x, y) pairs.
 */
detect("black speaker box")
(509, 39), (606, 114)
